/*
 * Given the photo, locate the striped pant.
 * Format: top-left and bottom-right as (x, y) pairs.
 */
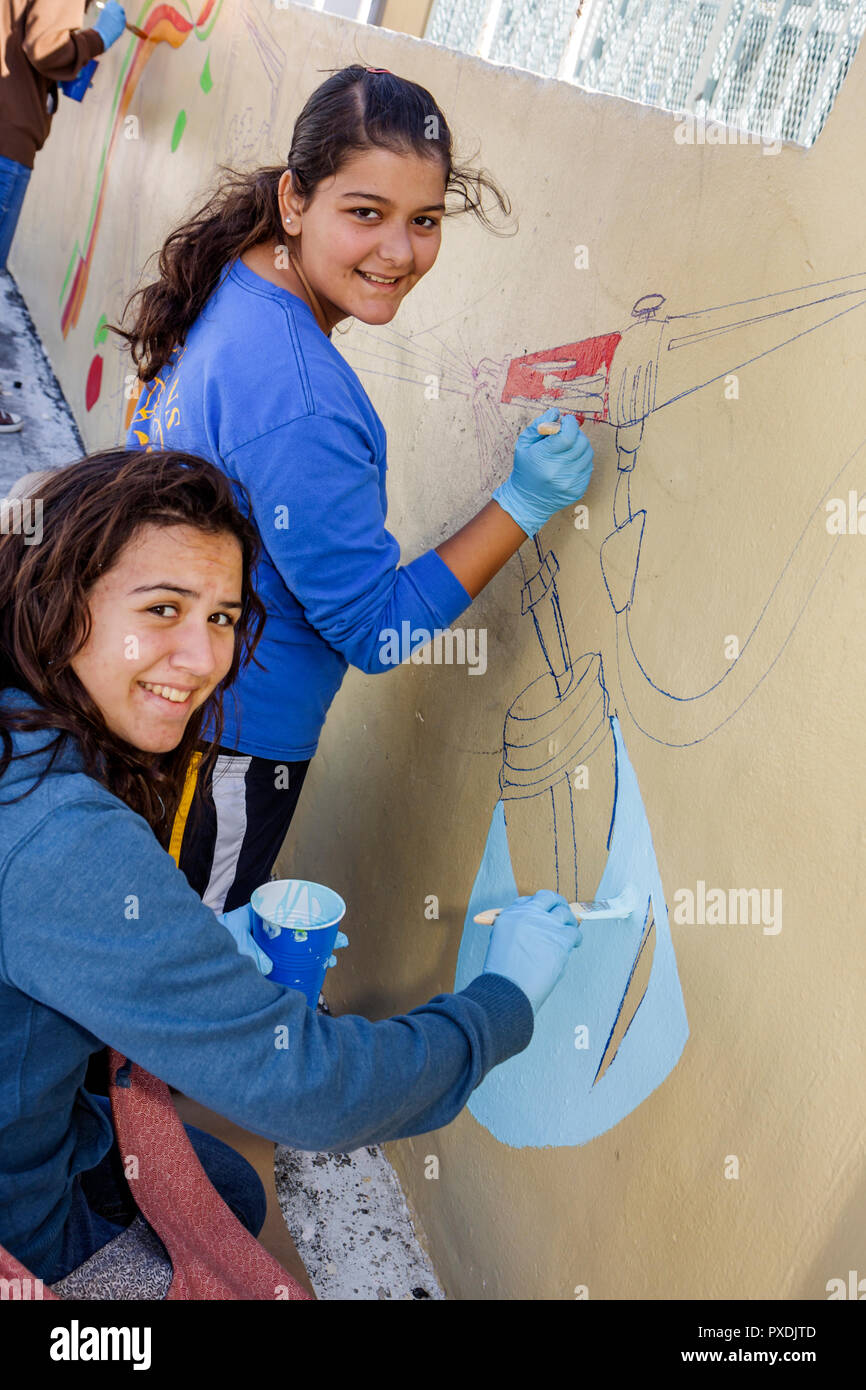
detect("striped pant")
(170, 744), (310, 914)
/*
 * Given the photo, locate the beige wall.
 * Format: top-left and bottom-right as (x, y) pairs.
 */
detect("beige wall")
(12, 1), (866, 1299)
(377, 0), (433, 39)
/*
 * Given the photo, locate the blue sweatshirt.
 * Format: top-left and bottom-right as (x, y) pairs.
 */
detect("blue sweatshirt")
(0, 688), (532, 1281)
(126, 258), (472, 759)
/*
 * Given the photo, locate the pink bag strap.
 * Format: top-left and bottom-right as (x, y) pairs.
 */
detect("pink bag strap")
(106, 1048), (312, 1300)
(0, 1242), (60, 1299)
(0, 1054), (313, 1300)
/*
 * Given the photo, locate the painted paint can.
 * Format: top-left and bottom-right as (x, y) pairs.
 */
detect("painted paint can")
(59, 59), (98, 103)
(250, 879), (346, 1007)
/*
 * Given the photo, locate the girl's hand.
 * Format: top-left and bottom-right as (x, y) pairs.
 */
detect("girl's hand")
(218, 908), (348, 976)
(217, 903), (274, 976)
(481, 889), (582, 1014)
(93, 2), (128, 52)
(492, 408), (594, 538)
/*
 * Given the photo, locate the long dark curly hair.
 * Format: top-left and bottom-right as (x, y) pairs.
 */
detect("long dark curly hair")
(108, 63), (514, 382)
(0, 450), (267, 848)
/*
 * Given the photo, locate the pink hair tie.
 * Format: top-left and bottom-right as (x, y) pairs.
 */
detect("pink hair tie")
(366, 67), (391, 74)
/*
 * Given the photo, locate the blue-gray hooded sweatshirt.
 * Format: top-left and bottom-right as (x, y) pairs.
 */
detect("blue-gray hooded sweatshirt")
(0, 687), (532, 1279)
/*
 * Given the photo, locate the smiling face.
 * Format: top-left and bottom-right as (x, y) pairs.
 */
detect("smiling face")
(279, 146), (447, 332)
(69, 523), (243, 754)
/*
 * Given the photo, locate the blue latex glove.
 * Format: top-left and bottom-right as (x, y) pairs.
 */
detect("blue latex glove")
(492, 408), (594, 538)
(93, 2), (127, 52)
(482, 889), (582, 1014)
(217, 903), (273, 976)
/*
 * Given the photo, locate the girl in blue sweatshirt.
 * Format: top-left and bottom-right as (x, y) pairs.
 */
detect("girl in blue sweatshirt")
(0, 448), (579, 1288)
(112, 64), (594, 914)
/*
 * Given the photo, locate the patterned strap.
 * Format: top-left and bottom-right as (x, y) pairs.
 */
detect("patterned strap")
(107, 1048), (312, 1300)
(49, 1215), (173, 1300)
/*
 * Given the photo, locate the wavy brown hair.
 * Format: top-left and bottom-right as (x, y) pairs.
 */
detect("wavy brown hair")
(0, 450), (266, 848)
(108, 63), (514, 382)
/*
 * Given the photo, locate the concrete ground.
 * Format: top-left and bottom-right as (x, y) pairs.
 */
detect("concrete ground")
(0, 265), (445, 1302)
(0, 270), (84, 488)
(173, 1090), (443, 1301)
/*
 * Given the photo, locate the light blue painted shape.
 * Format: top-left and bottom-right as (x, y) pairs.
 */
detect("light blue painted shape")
(454, 714), (688, 1148)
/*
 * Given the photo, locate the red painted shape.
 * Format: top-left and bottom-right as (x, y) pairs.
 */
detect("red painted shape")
(85, 354), (103, 411)
(145, 0), (216, 35)
(501, 331), (622, 423)
(147, 3), (194, 36)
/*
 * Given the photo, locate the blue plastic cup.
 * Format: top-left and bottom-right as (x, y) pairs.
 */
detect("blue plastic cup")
(59, 59), (98, 102)
(250, 879), (346, 1007)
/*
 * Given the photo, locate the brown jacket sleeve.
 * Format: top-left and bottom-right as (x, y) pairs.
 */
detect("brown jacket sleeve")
(23, 1), (105, 81)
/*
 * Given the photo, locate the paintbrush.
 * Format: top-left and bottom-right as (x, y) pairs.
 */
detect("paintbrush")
(473, 886), (638, 926)
(94, 2), (150, 40)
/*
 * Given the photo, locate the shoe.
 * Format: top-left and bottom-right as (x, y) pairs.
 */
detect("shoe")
(0, 410), (23, 432)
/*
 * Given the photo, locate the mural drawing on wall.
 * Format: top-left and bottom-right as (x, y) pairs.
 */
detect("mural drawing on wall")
(60, 16), (865, 1148)
(56, 1), (225, 414)
(345, 271), (866, 1148)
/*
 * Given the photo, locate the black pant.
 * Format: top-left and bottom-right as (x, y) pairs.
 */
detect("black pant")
(176, 743), (310, 913)
(85, 745), (310, 1097)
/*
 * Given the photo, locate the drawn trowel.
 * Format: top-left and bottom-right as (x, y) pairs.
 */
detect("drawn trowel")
(501, 272), (866, 599)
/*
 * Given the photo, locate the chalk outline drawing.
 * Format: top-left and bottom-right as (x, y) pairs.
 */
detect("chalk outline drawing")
(497, 272), (866, 746)
(343, 271), (866, 1146)
(341, 272), (866, 755)
(239, 0), (287, 127)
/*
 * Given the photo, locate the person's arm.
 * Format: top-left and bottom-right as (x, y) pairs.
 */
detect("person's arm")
(228, 414), (475, 674)
(436, 408), (595, 595)
(0, 796), (533, 1152)
(22, 2), (107, 80)
(435, 499), (527, 599)
(228, 407), (592, 671)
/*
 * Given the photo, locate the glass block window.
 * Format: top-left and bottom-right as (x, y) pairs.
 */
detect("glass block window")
(486, 1), (579, 75)
(423, 0), (866, 146)
(424, 0), (491, 55)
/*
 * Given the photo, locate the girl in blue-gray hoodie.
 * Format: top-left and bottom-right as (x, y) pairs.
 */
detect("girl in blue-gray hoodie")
(0, 448), (580, 1289)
